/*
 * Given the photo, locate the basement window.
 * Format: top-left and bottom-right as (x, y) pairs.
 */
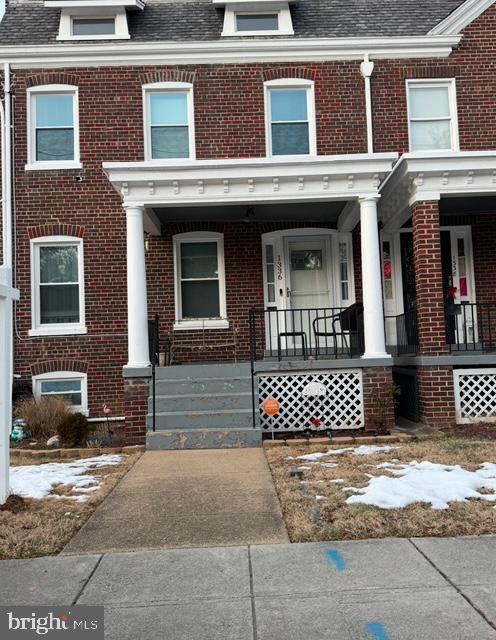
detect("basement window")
(33, 372), (88, 415)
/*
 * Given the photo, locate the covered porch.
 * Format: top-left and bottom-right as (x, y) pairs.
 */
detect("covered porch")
(104, 154), (399, 441)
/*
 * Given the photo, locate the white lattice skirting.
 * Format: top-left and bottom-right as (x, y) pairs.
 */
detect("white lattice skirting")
(258, 369), (364, 431)
(454, 368), (496, 424)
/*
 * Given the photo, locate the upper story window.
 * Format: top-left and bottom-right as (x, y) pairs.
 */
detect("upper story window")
(214, 0), (295, 37)
(173, 232), (228, 330)
(143, 83), (195, 160)
(236, 13), (279, 31)
(265, 79), (316, 157)
(27, 85), (80, 171)
(45, 0), (145, 41)
(30, 236), (86, 337)
(72, 17), (116, 36)
(406, 80), (459, 152)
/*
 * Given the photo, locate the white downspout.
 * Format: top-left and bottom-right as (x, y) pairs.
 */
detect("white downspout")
(360, 54), (375, 154)
(0, 62), (19, 504)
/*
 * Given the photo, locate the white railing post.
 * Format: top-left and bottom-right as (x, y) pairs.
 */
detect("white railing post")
(0, 267), (19, 504)
(124, 205), (150, 369)
(359, 196), (390, 359)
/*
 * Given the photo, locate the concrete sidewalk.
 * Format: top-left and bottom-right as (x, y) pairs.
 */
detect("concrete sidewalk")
(2, 536), (496, 639)
(64, 449), (289, 553)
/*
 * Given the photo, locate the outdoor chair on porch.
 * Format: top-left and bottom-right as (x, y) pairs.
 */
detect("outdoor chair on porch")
(312, 302), (364, 358)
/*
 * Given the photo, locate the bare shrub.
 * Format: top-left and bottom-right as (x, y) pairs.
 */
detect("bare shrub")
(14, 397), (72, 441)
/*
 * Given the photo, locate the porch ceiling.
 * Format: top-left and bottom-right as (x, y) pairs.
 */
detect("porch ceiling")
(151, 201), (347, 223)
(440, 194), (496, 216)
(380, 151), (496, 232)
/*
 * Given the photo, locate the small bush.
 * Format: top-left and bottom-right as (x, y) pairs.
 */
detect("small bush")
(14, 396), (72, 440)
(57, 412), (92, 447)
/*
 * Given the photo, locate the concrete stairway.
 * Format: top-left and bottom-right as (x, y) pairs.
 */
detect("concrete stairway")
(146, 363), (262, 450)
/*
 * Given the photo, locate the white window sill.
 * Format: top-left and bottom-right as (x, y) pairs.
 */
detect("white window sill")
(222, 29), (294, 36)
(56, 35), (131, 41)
(173, 320), (230, 331)
(25, 162), (83, 172)
(29, 326), (87, 337)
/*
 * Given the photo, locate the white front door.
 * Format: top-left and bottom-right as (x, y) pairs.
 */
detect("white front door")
(282, 237), (333, 354)
(286, 238), (331, 310)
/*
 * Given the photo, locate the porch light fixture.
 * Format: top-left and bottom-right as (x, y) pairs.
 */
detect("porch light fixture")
(243, 206), (256, 223)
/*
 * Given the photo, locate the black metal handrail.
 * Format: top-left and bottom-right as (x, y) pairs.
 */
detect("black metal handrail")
(446, 303), (496, 352)
(148, 313), (159, 432)
(249, 305), (364, 362)
(385, 308), (419, 356)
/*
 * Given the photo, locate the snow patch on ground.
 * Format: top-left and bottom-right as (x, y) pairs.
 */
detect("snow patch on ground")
(10, 455), (123, 502)
(292, 445), (398, 462)
(344, 460), (496, 510)
(329, 479), (345, 484)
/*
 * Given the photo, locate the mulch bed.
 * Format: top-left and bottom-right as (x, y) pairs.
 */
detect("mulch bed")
(441, 422), (496, 440)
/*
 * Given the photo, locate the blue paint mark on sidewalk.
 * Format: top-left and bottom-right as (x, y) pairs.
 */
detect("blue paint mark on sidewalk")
(325, 549), (346, 572)
(366, 621), (390, 640)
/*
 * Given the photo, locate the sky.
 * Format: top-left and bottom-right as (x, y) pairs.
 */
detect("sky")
(0, 1), (4, 21)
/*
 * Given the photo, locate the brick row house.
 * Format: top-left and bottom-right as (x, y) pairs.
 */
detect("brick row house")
(1, 0), (496, 448)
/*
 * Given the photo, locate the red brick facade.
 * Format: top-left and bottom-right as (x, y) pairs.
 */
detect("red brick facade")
(2, 5), (496, 439)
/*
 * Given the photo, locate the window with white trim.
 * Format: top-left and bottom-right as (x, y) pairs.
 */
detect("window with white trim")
(218, 0), (294, 37)
(265, 80), (316, 157)
(30, 237), (86, 336)
(27, 85), (80, 170)
(54, 4), (134, 41)
(143, 83), (195, 160)
(33, 372), (88, 415)
(173, 232), (227, 329)
(407, 80), (459, 152)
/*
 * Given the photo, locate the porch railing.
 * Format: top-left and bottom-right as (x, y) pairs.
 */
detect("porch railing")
(148, 314), (160, 432)
(385, 308), (419, 356)
(249, 305), (364, 362)
(446, 303), (496, 352)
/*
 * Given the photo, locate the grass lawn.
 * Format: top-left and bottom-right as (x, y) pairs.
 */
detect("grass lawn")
(266, 437), (496, 542)
(0, 452), (141, 559)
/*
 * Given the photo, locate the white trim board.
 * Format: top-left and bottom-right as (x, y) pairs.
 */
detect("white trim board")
(429, 0), (495, 35)
(0, 35), (461, 69)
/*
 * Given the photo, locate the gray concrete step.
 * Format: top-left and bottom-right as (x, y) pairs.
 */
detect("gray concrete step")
(153, 376), (252, 395)
(154, 363), (251, 380)
(148, 392), (252, 413)
(146, 409), (254, 431)
(146, 428), (262, 450)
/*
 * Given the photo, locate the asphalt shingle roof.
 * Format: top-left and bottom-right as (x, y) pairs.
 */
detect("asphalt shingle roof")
(0, 0), (467, 46)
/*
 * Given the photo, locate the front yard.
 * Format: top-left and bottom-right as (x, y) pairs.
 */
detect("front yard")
(0, 452), (141, 559)
(266, 437), (496, 542)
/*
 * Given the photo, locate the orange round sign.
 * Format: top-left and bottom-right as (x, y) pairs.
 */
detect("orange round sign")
(263, 398), (281, 416)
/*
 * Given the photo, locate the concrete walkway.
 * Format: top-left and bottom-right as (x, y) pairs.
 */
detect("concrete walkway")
(64, 449), (289, 553)
(2, 536), (496, 639)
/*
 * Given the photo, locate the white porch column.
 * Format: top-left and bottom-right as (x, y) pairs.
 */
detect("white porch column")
(359, 196), (390, 359)
(125, 205), (150, 369)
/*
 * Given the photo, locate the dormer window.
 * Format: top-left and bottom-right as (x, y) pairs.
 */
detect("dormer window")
(71, 17), (116, 37)
(213, 0), (295, 37)
(235, 13), (279, 32)
(44, 0), (145, 41)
